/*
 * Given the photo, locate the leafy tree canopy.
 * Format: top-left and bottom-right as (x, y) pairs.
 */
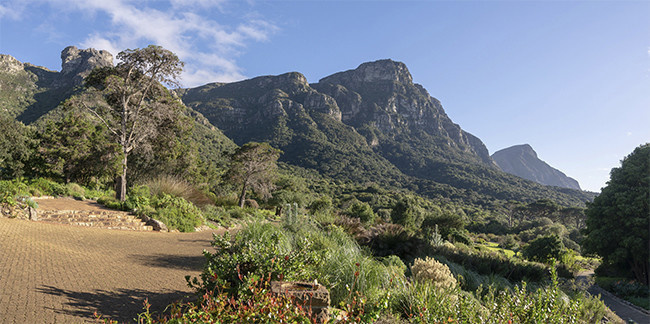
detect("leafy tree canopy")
(226, 142), (281, 208)
(583, 143), (649, 285)
(81, 45), (184, 201)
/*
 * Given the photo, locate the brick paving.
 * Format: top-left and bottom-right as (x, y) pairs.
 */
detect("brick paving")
(0, 215), (221, 323)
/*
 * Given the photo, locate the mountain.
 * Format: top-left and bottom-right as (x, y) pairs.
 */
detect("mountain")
(0, 46), (113, 123)
(178, 59), (593, 206)
(0, 47), (594, 206)
(492, 144), (581, 190)
(0, 47), (236, 185)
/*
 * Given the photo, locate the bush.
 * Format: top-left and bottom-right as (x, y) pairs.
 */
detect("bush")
(152, 194), (204, 232)
(411, 257), (457, 289)
(523, 235), (567, 264)
(28, 178), (66, 196)
(187, 221), (323, 295)
(390, 198), (425, 230)
(346, 201), (376, 224)
(0, 180), (29, 204)
(97, 196), (124, 210)
(433, 244), (548, 283)
(382, 255), (407, 275)
(65, 183), (86, 199)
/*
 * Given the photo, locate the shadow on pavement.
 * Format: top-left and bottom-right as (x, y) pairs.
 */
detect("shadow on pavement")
(37, 285), (194, 323)
(130, 254), (206, 271)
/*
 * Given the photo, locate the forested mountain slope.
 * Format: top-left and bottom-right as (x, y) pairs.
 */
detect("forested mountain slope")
(178, 60), (594, 206)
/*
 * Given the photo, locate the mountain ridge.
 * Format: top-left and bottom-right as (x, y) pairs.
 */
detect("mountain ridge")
(0, 48), (594, 206)
(492, 144), (581, 190)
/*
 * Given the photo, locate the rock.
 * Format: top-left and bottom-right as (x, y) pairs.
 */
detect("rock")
(28, 207), (38, 221)
(59, 46), (113, 87)
(0, 54), (25, 74)
(142, 216), (168, 232)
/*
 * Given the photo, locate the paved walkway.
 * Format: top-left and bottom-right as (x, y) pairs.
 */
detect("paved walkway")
(577, 270), (650, 324)
(0, 216), (221, 323)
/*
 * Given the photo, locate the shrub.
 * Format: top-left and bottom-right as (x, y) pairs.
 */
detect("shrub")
(367, 223), (425, 260)
(152, 194), (204, 232)
(390, 198), (425, 230)
(382, 255), (407, 275)
(498, 234), (519, 250)
(187, 222), (323, 295)
(202, 205), (231, 226)
(523, 235), (567, 264)
(28, 178), (66, 196)
(411, 257), (457, 290)
(0, 180), (29, 205)
(433, 244), (548, 283)
(65, 183), (86, 199)
(97, 196), (123, 210)
(346, 201), (376, 224)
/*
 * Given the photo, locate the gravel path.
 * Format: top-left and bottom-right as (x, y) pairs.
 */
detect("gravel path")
(0, 202), (222, 324)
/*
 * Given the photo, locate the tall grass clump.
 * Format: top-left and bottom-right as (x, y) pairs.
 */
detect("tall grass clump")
(144, 175), (213, 206)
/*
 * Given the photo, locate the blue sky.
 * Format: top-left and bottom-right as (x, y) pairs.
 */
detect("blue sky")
(1, 0), (648, 192)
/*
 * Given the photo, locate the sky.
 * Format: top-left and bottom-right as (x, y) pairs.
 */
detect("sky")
(1, 0), (648, 192)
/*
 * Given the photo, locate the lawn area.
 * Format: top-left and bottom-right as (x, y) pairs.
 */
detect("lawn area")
(478, 241), (516, 258)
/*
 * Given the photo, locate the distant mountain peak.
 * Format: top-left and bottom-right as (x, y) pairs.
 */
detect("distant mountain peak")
(510, 144), (538, 158)
(60, 46), (113, 87)
(319, 59), (413, 85)
(492, 144), (581, 190)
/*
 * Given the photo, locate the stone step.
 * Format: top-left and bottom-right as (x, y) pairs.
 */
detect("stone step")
(39, 210), (131, 217)
(40, 217), (142, 225)
(37, 209), (154, 231)
(40, 213), (138, 221)
(39, 219), (153, 231)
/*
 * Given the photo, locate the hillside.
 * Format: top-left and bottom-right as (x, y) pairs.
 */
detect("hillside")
(492, 144), (581, 190)
(178, 60), (593, 206)
(0, 46), (113, 123)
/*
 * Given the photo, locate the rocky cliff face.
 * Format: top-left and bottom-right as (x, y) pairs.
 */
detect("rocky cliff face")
(179, 59), (502, 188)
(314, 60), (496, 167)
(492, 144), (581, 190)
(0, 46), (113, 122)
(59, 46), (113, 87)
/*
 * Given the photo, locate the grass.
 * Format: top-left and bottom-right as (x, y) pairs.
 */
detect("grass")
(478, 241), (516, 258)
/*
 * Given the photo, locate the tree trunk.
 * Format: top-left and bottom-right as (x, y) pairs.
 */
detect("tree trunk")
(238, 182), (248, 208)
(116, 153), (128, 202)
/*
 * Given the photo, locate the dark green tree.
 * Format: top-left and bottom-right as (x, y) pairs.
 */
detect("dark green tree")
(80, 45), (184, 201)
(526, 199), (561, 222)
(583, 144), (649, 285)
(0, 116), (35, 179)
(558, 207), (586, 229)
(346, 200), (376, 223)
(523, 234), (566, 263)
(37, 105), (119, 186)
(390, 197), (425, 229)
(226, 142), (281, 208)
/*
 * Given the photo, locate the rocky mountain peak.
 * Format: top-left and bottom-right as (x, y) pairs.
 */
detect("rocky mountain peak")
(492, 144), (581, 190)
(319, 59), (413, 86)
(0, 55), (25, 74)
(60, 46), (113, 86)
(513, 144), (538, 158)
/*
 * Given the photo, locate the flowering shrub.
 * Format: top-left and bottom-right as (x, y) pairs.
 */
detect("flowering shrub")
(411, 257), (457, 289)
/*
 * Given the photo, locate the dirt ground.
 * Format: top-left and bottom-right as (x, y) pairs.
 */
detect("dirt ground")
(0, 199), (223, 324)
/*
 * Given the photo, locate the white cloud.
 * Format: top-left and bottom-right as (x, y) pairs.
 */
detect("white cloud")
(45, 0), (277, 87)
(0, 2), (27, 19)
